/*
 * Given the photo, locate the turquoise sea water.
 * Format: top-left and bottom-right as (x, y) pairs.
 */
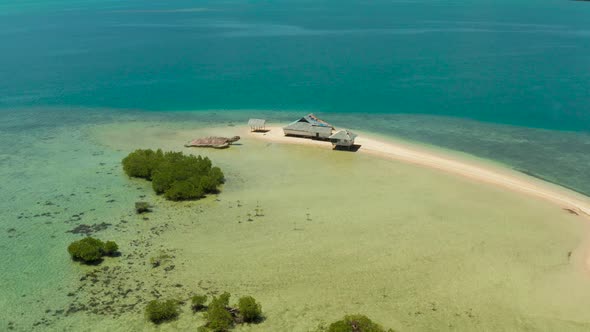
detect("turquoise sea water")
(1, 0), (590, 129)
(2, 1), (590, 330)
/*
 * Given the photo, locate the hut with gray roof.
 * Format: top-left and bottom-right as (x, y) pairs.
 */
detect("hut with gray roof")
(329, 129), (358, 149)
(282, 113), (334, 139)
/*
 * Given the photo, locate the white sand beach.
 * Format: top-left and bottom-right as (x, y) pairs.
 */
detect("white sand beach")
(250, 125), (590, 273)
(250, 126), (590, 219)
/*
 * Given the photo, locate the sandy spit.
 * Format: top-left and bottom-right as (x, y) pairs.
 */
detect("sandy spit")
(247, 126), (590, 218)
(243, 125), (590, 271)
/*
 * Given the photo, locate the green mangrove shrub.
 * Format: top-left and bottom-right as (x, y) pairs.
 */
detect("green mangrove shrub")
(237, 296), (262, 323)
(320, 314), (394, 332)
(206, 293), (234, 331)
(102, 240), (119, 256)
(217, 291), (231, 307)
(192, 294), (208, 312)
(145, 299), (180, 324)
(122, 148), (164, 180)
(122, 149), (225, 201)
(67, 237), (119, 264)
(200, 292), (264, 331)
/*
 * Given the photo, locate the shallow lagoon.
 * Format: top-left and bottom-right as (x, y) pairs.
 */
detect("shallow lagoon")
(2, 109), (590, 331)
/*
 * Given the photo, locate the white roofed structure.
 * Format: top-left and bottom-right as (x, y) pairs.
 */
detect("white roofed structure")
(248, 118), (267, 132)
(329, 129), (358, 149)
(282, 114), (334, 139)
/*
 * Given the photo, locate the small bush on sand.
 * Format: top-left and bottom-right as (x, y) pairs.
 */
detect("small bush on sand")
(67, 237), (103, 263)
(217, 292), (231, 307)
(145, 299), (180, 324)
(320, 314), (394, 332)
(200, 291), (265, 331)
(238, 296), (262, 323)
(192, 294), (208, 312)
(206, 293), (234, 331)
(102, 241), (119, 256)
(67, 237), (119, 264)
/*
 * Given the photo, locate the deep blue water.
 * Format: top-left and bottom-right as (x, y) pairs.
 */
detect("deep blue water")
(1, 0), (590, 130)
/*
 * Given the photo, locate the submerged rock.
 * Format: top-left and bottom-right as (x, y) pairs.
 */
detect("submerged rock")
(66, 222), (112, 235)
(184, 136), (240, 149)
(135, 202), (151, 214)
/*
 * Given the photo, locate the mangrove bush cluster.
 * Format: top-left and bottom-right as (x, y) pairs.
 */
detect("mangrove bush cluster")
(204, 291), (263, 330)
(146, 292), (263, 330)
(122, 149), (224, 201)
(67, 237), (119, 264)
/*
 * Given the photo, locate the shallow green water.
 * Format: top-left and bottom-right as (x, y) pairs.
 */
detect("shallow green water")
(2, 109), (590, 331)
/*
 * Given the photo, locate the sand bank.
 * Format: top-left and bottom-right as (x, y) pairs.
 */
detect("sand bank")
(84, 121), (590, 331)
(6, 113), (590, 331)
(250, 125), (590, 273)
(249, 126), (590, 218)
